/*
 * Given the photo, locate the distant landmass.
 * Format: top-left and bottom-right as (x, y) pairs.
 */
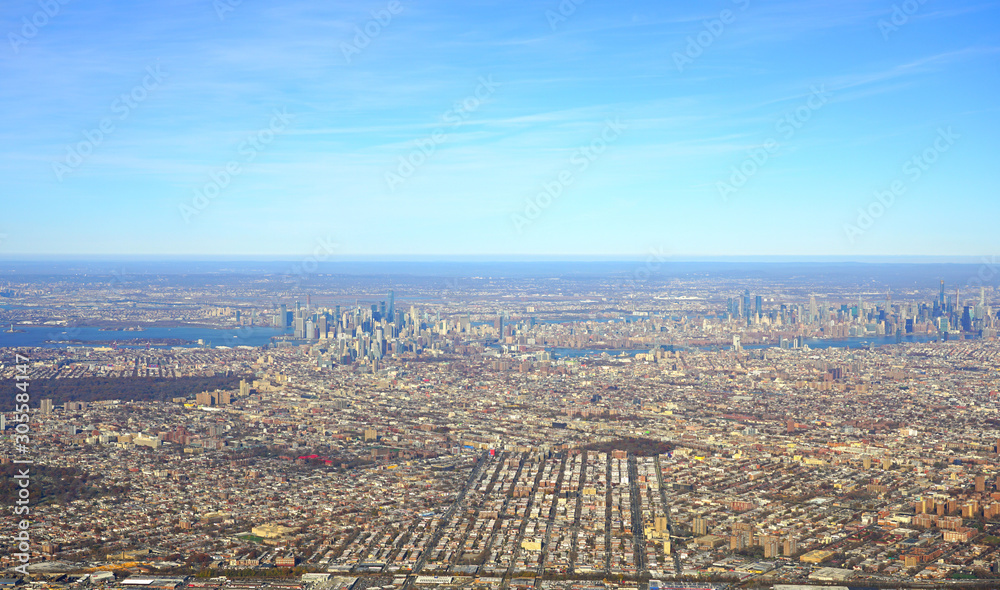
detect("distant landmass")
(0, 258), (993, 289)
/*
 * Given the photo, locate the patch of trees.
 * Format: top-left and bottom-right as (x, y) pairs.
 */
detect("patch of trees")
(734, 546), (765, 559)
(0, 463), (129, 506)
(580, 437), (674, 457)
(3, 375), (246, 409)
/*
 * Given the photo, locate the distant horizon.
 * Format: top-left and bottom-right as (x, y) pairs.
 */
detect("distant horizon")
(0, 254), (996, 263)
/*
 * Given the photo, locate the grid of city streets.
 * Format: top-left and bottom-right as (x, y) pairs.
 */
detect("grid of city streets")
(323, 450), (677, 586)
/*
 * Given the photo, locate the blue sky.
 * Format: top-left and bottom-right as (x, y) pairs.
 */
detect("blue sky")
(0, 0), (997, 257)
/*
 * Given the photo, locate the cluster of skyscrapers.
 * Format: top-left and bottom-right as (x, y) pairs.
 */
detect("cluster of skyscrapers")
(268, 291), (479, 367)
(271, 292), (398, 339)
(725, 282), (996, 340)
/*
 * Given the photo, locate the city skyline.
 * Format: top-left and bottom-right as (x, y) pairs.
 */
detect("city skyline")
(1, 0), (998, 257)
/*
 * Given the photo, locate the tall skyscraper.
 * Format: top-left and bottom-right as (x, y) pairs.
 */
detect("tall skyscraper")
(961, 306), (973, 332)
(940, 280), (946, 308)
(387, 290), (394, 319)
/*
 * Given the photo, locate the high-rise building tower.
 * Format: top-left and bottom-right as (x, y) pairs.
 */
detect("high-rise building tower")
(940, 280), (946, 307)
(387, 290), (395, 319)
(783, 538), (798, 556)
(962, 306), (973, 332)
(693, 517), (709, 536)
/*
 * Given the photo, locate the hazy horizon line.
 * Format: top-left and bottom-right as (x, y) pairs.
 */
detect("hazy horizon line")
(0, 254), (995, 264)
